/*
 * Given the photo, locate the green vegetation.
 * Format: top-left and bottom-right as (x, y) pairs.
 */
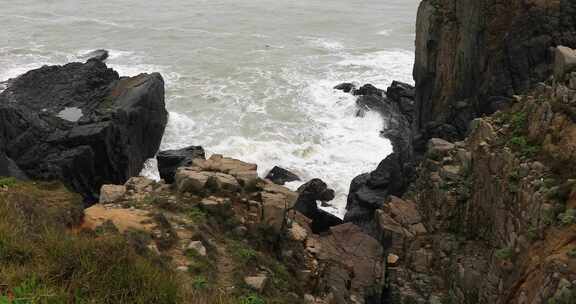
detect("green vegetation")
(0, 181), (181, 304)
(188, 207), (207, 223)
(0, 177), (17, 187)
(558, 209), (576, 226)
(567, 248), (576, 259)
(527, 225), (540, 242)
(494, 247), (514, 260)
(191, 276), (209, 290)
(509, 136), (540, 158)
(186, 249), (214, 276)
(229, 241), (258, 264)
(238, 294), (266, 304)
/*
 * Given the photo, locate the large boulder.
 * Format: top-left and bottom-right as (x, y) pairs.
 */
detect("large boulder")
(157, 146), (205, 183)
(0, 60), (168, 202)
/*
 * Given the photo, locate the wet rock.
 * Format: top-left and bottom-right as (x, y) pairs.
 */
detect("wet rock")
(294, 179), (342, 233)
(83, 49), (109, 62)
(0, 60), (167, 202)
(265, 166), (300, 185)
(353, 84), (384, 96)
(157, 146), (205, 183)
(99, 185), (127, 203)
(334, 82), (356, 93)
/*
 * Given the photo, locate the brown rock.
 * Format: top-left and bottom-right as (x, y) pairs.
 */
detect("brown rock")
(99, 184), (126, 203)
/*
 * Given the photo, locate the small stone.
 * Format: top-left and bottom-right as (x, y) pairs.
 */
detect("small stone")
(440, 165), (462, 180)
(244, 274), (268, 292)
(187, 241), (207, 256)
(176, 266), (188, 272)
(99, 185), (126, 203)
(304, 294), (316, 304)
(233, 226), (248, 237)
(387, 253), (400, 265)
(427, 138), (455, 159)
(288, 222), (308, 241)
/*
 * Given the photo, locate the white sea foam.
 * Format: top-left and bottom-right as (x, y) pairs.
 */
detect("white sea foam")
(0, 45), (413, 218)
(377, 29), (392, 36)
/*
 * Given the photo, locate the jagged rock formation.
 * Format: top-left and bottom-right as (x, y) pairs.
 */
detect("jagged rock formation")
(381, 75), (576, 303)
(0, 59), (168, 202)
(414, 0), (576, 137)
(344, 81), (417, 233)
(91, 154), (387, 303)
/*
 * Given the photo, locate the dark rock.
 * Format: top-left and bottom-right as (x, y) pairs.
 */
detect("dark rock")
(344, 80), (417, 235)
(83, 49), (109, 62)
(333, 83), (356, 93)
(353, 84), (384, 96)
(157, 146), (205, 184)
(0, 60), (168, 202)
(294, 179), (342, 233)
(386, 81), (415, 101)
(0, 150), (27, 180)
(265, 166), (301, 185)
(413, 0), (576, 136)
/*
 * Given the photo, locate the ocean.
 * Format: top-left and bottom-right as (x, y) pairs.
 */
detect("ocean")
(0, 0), (418, 216)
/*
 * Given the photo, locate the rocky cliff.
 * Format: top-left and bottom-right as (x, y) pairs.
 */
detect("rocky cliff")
(342, 1), (576, 303)
(381, 75), (576, 303)
(414, 0), (576, 137)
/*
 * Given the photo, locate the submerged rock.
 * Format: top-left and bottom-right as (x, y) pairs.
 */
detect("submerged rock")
(157, 146), (205, 183)
(333, 82), (356, 93)
(0, 60), (168, 202)
(265, 166), (300, 185)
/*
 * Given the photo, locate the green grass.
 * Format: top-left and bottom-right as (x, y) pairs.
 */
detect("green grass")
(494, 247), (514, 260)
(238, 294), (266, 304)
(0, 177), (17, 187)
(188, 207), (207, 223)
(558, 209), (576, 226)
(0, 181), (182, 304)
(229, 242), (257, 264)
(509, 136), (540, 158)
(191, 276), (209, 290)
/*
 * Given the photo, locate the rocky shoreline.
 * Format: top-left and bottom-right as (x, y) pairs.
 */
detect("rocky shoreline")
(1, 0), (576, 303)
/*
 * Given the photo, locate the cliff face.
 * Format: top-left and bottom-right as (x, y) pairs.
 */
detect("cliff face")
(414, 0), (576, 136)
(380, 69), (576, 304)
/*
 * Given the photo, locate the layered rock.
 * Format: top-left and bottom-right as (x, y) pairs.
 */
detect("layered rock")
(384, 76), (576, 303)
(91, 154), (386, 303)
(414, 0), (576, 137)
(0, 60), (167, 202)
